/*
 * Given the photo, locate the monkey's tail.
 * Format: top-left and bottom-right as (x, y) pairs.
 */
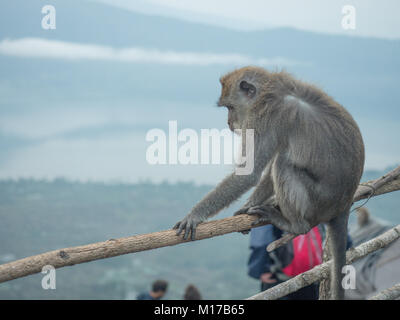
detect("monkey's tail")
(326, 210), (349, 300)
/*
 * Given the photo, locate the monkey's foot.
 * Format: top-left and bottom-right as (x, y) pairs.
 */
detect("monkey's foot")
(233, 206), (251, 216)
(246, 205), (297, 234)
(246, 205), (277, 226)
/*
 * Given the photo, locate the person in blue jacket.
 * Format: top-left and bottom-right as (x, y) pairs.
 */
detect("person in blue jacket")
(248, 224), (353, 300)
(137, 279), (168, 300)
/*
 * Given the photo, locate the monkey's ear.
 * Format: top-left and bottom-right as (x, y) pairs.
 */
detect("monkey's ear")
(239, 81), (256, 98)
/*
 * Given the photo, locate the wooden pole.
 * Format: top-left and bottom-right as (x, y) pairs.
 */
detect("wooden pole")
(0, 214), (263, 284)
(0, 166), (399, 285)
(369, 283), (400, 300)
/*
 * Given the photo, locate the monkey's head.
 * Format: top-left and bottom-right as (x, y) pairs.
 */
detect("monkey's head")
(217, 66), (270, 132)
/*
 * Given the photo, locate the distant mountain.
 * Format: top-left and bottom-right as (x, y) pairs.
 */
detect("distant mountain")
(0, 0), (399, 180)
(0, 0), (399, 117)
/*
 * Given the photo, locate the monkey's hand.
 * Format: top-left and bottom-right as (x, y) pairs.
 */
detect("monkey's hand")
(173, 213), (205, 241)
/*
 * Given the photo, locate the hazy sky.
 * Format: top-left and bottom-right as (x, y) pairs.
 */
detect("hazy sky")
(0, 0), (398, 183)
(95, 0), (400, 39)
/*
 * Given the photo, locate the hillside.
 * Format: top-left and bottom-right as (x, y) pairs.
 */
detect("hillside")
(0, 167), (399, 299)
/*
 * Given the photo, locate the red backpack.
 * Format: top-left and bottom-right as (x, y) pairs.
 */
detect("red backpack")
(281, 226), (323, 277)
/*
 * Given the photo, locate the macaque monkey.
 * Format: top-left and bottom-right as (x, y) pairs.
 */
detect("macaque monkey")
(173, 66), (365, 299)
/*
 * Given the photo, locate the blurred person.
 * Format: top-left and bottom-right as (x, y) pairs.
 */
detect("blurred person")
(346, 207), (400, 299)
(351, 207), (390, 246)
(248, 224), (353, 300)
(183, 284), (202, 300)
(137, 279), (168, 300)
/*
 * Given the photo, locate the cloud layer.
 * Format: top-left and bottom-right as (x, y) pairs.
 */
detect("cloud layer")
(0, 37), (299, 66)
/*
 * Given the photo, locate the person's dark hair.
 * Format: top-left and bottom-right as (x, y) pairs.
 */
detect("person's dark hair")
(152, 280), (168, 293)
(183, 284), (202, 300)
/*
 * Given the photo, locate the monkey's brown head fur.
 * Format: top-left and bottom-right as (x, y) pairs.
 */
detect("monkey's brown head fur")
(217, 66), (272, 132)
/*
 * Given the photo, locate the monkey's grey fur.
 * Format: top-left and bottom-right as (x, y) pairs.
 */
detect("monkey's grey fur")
(174, 66), (365, 300)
